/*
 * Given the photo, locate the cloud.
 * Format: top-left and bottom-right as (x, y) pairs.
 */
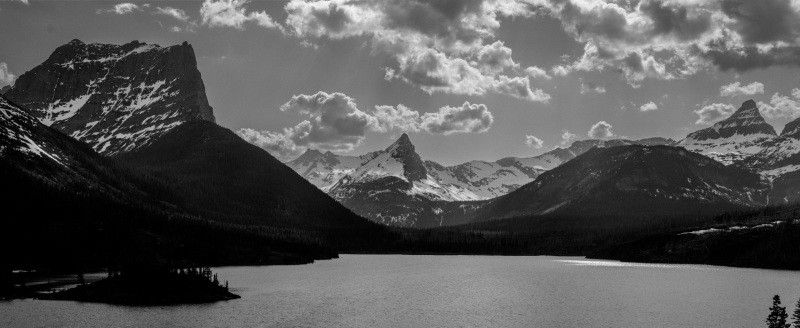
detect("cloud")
(525, 135), (544, 149)
(155, 7), (190, 21)
(719, 81), (764, 97)
(476, 41), (519, 74)
(237, 91), (494, 159)
(236, 128), (304, 160)
(639, 101), (658, 112)
(420, 102), (494, 135)
(561, 129), (578, 146)
(580, 81), (606, 94)
(273, 0), (800, 89)
(372, 104), (421, 132)
(524, 66), (552, 80)
(0, 63), (15, 88)
(693, 103), (735, 125)
(758, 89), (800, 120)
(15, 0), (29, 4)
(519, 0), (800, 86)
(588, 121), (614, 139)
(200, 0), (281, 30)
(97, 3), (142, 15)
(277, 91), (378, 150)
(284, 0), (549, 102)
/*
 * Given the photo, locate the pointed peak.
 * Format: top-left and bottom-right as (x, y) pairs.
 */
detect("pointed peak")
(730, 99), (759, 116)
(386, 133), (414, 152)
(397, 133), (411, 144)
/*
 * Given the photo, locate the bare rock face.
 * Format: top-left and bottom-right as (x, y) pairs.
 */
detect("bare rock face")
(5, 39), (215, 155)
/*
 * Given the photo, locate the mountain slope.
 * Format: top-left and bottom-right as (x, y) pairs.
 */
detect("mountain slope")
(1, 95), (339, 272)
(117, 120), (378, 230)
(475, 145), (767, 221)
(679, 100), (777, 164)
(4, 39), (214, 155)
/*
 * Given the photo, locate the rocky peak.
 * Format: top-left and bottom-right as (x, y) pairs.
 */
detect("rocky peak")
(686, 100), (776, 141)
(4, 39), (215, 155)
(385, 133), (427, 181)
(386, 133), (413, 153)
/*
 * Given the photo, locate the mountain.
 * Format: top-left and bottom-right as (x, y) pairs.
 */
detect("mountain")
(428, 138), (677, 198)
(474, 145), (767, 221)
(118, 120), (380, 230)
(743, 116), (800, 173)
(679, 100), (777, 165)
(1, 40), (397, 272)
(1, 95), (340, 272)
(313, 134), (482, 227)
(4, 39), (214, 155)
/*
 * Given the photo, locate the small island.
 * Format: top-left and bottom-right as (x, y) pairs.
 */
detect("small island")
(47, 267), (240, 305)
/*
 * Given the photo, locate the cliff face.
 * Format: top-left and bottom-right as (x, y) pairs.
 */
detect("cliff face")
(5, 39), (215, 155)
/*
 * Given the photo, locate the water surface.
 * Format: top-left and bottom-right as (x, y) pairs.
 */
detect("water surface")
(3, 255), (799, 327)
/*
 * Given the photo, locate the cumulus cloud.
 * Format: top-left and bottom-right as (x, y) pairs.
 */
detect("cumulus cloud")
(580, 81), (606, 94)
(758, 89), (800, 120)
(200, 0), (281, 30)
(237, 91), (494, 159)
(237, 128), (304, 160)
(720, 81), (764, 97)
(518, 0), (800, 86)
(0, 63), (15, 88)
(525, 135), (544, 149)
(15, 0), (29, 4)
(524, 66), (552, 80)
(155, 7), (190, 21)
(372, 104), (421, 132)
(693, 103), (735, 125)
(588, 121), (614, 139)
(97, 3), (142, 15)
(639, 101), (658, 112)
(277, 91), (378, 150)
(284, 0), (549, 102)
(420, 102), (494, 135)
(561, 129), (578, 146)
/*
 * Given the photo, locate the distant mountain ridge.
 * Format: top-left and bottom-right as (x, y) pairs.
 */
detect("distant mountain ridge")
(286, 133), (675, 227)
(4, 39), (214, 155)
(475, 145), (767, 221)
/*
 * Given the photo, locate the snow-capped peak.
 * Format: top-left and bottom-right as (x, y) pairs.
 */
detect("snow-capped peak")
(679, 100), (777, 164)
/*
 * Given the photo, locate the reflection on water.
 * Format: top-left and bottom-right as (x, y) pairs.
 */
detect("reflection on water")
(2, 255), (798, 328)
(555, 259), (722, 270)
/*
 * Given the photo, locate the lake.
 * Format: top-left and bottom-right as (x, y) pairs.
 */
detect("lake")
(3, 255), (799, 327)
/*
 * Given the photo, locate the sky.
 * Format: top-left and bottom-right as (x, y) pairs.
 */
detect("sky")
(2, 0), (800, 165)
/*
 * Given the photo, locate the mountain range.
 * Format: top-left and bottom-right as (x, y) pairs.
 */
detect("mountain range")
(4, 38), (800, 235)
(285, 99), (800, 227)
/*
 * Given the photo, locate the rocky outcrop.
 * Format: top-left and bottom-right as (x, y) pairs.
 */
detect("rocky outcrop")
(4, 39), (214, 155)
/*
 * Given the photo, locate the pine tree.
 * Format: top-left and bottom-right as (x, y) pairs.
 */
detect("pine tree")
(791, 297), (800, 328)
(767, 295), (790, 328)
